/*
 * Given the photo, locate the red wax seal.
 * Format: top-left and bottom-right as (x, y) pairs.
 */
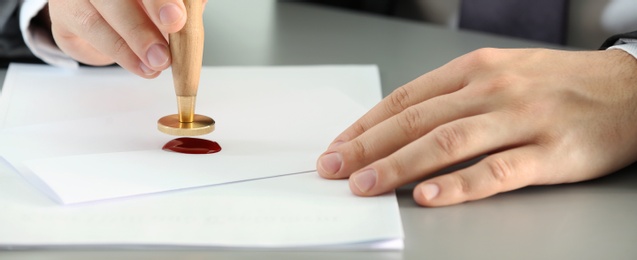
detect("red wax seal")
(162, 137), (221, 154)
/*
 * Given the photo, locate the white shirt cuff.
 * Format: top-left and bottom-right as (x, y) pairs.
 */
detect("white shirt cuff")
(19, 0), (78, 69)
(607, 38), (637, 60)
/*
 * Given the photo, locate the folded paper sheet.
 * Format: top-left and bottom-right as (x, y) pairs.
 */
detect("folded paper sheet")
(0, 158), (403, 249)
(0, 64), (403, 249)
(0, 64), (380, 204)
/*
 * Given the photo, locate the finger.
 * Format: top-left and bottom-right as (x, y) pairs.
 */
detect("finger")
(92, 0), (171, 72)
(413, 145), (547, 207)
(51, 26), (114, 66)
(346, 111), (535, 196)
(51, 0), (160, 77)
(318, 90), (483, 179)
(141, 0), (187, 34)
(49, 0), (116, 66)
(327, 58), (470, 147)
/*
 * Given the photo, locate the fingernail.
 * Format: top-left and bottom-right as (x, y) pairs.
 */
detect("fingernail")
(140, 62), (156, 75)
(147, 44), (169, 69)
(318, 153), (342, 175)
(421, 183), (439, 201)
(159, 3), (183, 26)
(353, 169), (377, 193)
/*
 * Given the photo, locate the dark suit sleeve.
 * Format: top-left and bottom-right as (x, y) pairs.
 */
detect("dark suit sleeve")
(599, 31), (637, 50)
(0, 0), (50, 67)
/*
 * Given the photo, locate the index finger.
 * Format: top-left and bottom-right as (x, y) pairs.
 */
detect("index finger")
(327, 59), (468, 148)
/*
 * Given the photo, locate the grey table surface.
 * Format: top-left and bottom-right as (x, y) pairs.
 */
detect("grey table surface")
(2, 2), (636, 260)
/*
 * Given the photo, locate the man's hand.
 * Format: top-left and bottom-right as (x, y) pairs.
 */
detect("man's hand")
(317, 48), (637, 207)
(48, 0), (206, 78)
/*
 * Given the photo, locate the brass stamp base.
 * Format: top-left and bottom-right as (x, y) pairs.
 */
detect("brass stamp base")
(157, 114), (215, 136)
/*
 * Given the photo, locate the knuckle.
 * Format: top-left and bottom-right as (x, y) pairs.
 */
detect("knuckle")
(432, 124), (466, 159)
(462, 47), (499, 68)
(75, 8), (103, 33)
(124, 23), (146, 43)
(396, 107), (425, 139)
(386, 87), (412, 115)
(111, 36), (129, 58)
(481, 73), (520, 94)
(349, 123), (366, 138)
(467, 70), (527, 101)
(348, 139), (370, 165)
(485, 157), (515, 184)
(350, 117), (375, 137)
(385, 156), (405, 179)
(452, 173), (472, 195)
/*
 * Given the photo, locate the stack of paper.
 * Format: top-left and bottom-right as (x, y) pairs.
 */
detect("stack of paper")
(0, 64), (403, 249)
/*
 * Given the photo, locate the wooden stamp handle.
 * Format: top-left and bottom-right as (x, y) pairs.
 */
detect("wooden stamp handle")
(169, 0), (204, 122)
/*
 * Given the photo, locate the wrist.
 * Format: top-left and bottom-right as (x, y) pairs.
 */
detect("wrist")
(607, 41), (637, 60)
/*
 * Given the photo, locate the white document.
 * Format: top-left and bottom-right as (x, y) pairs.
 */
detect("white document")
(0, 64), (403, 249)
(0, 159), (403, 249)
(0, 64), (380, 204)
